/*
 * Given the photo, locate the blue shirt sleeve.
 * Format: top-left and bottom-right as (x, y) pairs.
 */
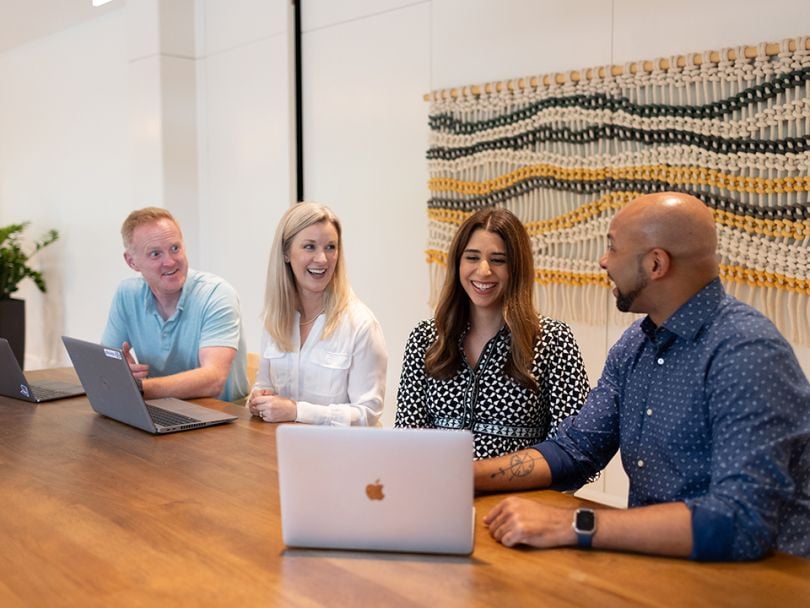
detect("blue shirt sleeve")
(197, 280), (241, 351)
(101, 283), (131, 349)
(684, 331), (810, 561)
(534, 331), (626, 489)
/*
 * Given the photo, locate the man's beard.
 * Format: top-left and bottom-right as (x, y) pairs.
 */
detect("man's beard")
(614, 262), (648, 313)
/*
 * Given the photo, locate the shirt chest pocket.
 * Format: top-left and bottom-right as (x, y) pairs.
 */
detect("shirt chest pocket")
(263, 344), (292, 390)
(304, 348), (352, 398)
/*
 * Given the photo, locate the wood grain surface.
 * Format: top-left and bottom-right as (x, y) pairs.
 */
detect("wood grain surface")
(1, 368), (808, 607)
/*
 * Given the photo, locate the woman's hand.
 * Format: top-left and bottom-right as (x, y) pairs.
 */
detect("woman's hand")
(248, 388), (297, 422)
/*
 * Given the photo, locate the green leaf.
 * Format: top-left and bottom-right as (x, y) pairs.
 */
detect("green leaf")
(0, 222), (60, 299)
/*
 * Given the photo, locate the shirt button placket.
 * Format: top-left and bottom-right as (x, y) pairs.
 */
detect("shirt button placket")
(638, 356), (663, 475)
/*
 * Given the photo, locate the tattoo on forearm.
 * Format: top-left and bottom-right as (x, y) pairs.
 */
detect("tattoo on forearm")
(491, 451), (542, 480)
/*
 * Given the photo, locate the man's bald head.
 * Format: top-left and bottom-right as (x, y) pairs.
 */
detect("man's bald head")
(602, 192), (720, 323)
(613, 192), (718, 274)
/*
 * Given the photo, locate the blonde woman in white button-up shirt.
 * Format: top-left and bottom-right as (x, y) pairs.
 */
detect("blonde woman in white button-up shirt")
(247, 202), (387, 426)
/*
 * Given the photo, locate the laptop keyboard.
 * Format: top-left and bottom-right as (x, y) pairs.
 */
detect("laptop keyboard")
(31, 386), (74, 401)
(145, 404), (199, 427)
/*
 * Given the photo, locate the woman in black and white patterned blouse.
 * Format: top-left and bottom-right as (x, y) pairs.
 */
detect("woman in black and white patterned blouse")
(395, 208), (590, 459)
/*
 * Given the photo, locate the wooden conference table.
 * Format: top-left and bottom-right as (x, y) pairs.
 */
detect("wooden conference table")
(1, 369), (808, 607)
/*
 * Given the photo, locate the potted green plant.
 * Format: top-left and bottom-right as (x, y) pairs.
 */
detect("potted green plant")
(0, 222), (59, 368)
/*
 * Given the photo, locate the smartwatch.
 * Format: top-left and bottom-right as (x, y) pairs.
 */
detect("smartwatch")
(573, 508), (596, 548)
(134, 377), (144, 394)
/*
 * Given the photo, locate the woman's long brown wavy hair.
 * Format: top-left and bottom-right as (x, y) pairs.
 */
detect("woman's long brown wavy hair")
(425, 207), (541, 390)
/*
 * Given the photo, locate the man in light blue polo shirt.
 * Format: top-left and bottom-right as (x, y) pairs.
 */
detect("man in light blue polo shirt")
(102, 207), (247, 402)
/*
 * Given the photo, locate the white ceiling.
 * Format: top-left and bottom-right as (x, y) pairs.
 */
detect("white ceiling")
(0, 0), (126, 54)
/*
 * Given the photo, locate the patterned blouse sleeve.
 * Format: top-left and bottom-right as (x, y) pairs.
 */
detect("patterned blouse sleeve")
(537, 318), (591, 436)
(394, 320), (434, 428)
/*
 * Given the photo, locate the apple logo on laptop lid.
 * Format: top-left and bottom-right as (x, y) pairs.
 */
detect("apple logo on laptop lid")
(365, 479), (385, 501)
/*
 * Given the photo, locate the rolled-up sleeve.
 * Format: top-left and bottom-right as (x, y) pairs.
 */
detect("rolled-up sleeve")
(685, 335), (810, 561)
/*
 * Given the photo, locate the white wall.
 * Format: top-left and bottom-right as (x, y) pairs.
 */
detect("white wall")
(612, 0), (810, 62)
(1, 0), (808, 506)
(0, 11), (131, 367)
(431, 0), (613, 87)
(196, 0), (294, 347)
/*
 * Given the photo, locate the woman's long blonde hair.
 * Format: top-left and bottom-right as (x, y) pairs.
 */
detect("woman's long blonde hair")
(425, 207), (541, 390)
(263, 202), (352, 351)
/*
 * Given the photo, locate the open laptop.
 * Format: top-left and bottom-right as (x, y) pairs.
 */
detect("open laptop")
(0, 337), (85, 402)
(62, 336), (237, 434)
(277, 425), (475, 555)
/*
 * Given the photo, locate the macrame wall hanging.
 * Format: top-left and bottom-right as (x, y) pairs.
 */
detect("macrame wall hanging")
(425, 37), (810, 344)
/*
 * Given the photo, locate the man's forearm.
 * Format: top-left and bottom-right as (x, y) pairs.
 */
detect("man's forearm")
(141, 346), (237, 400)
(142, 366), (227, 400)
(475, 448), (552, 492)
(484, 497), (694, 558)
(591, 502), (693, 557)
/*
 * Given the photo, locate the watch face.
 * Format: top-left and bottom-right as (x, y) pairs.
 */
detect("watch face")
(576, 509), (595, 532)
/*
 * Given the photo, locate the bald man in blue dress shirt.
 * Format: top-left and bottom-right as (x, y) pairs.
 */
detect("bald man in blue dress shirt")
(475, 192), (810, 561)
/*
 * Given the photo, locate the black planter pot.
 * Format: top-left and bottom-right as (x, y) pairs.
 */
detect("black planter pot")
(0, 298), (25, 368)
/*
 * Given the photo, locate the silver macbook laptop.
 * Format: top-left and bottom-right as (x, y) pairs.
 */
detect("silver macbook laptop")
(277, 425), (475, 555)
(62, 336), (237, 434)
(0, 337), (85, 402)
